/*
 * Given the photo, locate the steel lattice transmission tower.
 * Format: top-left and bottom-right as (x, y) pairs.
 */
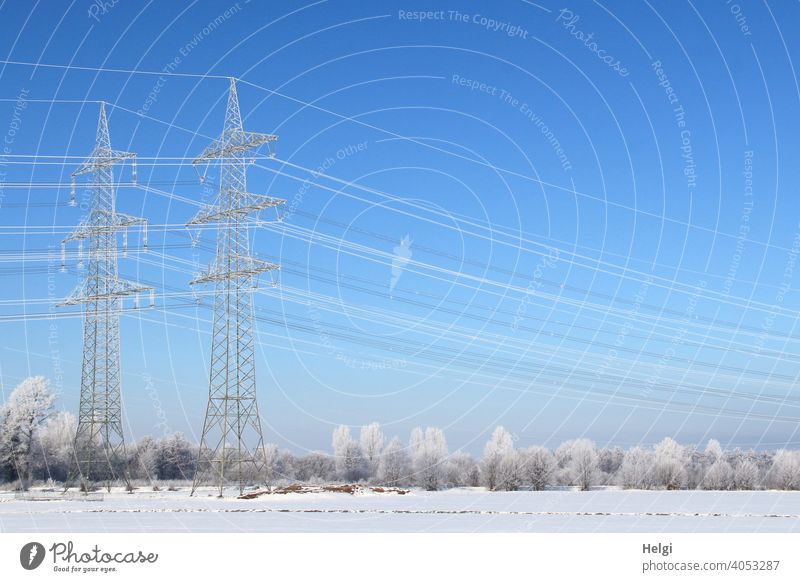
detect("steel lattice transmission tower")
(189, 78), (284, 496)
(59, 103), (152, 491)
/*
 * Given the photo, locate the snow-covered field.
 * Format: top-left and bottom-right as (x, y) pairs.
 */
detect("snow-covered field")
(2, 487), (800, 532)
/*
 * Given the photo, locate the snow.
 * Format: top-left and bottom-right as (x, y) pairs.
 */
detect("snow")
(2, 487), (800, 532)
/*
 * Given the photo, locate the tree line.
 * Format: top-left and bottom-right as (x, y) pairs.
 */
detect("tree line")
(2, 376), (800, 491)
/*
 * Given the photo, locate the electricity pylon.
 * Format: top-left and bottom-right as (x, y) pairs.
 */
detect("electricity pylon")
(189, 78), (284, 497)
(59, 102), (152, 491)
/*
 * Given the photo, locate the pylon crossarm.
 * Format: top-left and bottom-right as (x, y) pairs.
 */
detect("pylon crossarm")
(192, 131), (277, 164)
(113, 211), (147, 229)
(113, 278), (153, 299)
(58, 278), (152, 307)
(244, 193), (285, 211)
(190, 258), (279, 286)
(71, 149), (136, 177)
(62, 218), (92, 243)
(187, 194), (285, 226)
(56, 281), (88, 307)
(63, 212), (146, 243)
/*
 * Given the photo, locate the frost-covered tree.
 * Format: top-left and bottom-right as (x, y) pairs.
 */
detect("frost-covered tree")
(702, 459), (733, 490)
(0, 376), (56, 486)
(691, 440), (724, 490)
(130, 436), (158, 480)
(262, 443), (282, 486)
(359, 422), (384, 480)
(277, 451), (299, 482)
(684, 446), (704, 489)
(598, 447), (625, 484)
(754, 450), (775, 482)
(481, 426), (514, 490)
(732, 458), (760, 490)
(32, 411), (75, 482)
(444, 451), (479, 487)
(293, 451), (335, 483)
(0, 406), (11, 481)
(704, 439), (723, 464)
(569, 439), (599, 490)
(653, 437), (687, 490)
(768, 449), (800, 490)
(519, 446), (555, 491)
(617, 446), (654, 489)
(332, 425), (364, 482)
(497, 449), (523, 491)
(554, 439), (599, 490)
(378, 436), (410, 486)
(154, 433), (196, 480)
(410, 427), (448, 490)
(554, 440), (574, 485)
(408, 429), (423, 478)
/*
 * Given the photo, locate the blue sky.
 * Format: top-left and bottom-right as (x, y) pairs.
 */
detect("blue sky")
(1, 0), (800, 454)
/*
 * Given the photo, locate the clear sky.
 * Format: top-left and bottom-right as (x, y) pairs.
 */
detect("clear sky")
(1, 0), (800, 455)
